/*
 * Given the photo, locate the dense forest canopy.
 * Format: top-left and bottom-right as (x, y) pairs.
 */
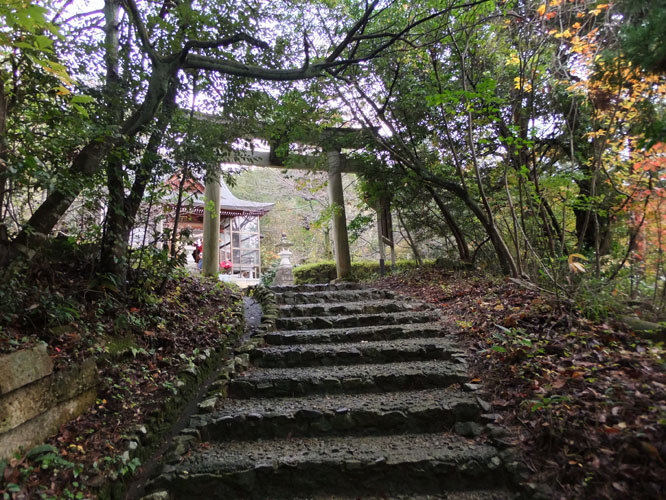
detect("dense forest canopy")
(0, 0), (664, 320)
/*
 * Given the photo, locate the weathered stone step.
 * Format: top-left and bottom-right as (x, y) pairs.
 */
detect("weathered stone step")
(250, 337), (465, 368)
(276, 310), (442, 331)
(264, 323), (446, 345)
(289, 492), (515, 500)
(191, 388), (480, 441)
(271, 283), (364, 294)
(276, 288), (396, 305)
(153, 433), (505, 499)
(278, 299), (431, 318)
(228, 360), (468, 398)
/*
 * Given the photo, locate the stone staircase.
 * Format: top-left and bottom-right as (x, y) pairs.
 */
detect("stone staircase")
(148, 283), (515, 499)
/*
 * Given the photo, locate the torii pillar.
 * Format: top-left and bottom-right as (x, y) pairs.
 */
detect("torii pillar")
(327, 149), (352, 280)
(202, 170), (220, 277)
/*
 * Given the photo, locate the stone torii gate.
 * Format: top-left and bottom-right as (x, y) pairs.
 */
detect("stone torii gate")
(200, 127), (392, 281)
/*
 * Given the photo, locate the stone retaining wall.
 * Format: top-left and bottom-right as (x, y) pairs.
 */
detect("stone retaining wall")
(0, 344), (98, 460)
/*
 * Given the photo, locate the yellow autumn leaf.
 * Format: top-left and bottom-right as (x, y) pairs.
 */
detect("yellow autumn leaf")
(536, 4), (546, 16)
(567, 253), (587, 274)
(569, 261), (586, 273)
(56, 85), (70, 96)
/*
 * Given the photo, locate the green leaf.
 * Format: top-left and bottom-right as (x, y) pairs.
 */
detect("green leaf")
(71, 95), (94, 104)
(72, 104), (89, 117)
(33, 35), (54, 51)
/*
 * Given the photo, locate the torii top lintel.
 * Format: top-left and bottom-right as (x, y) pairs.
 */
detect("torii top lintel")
(192, 112), (377, 173)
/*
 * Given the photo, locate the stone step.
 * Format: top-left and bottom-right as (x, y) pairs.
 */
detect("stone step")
(276, 288), (396, 305)
(276, 310), (442, 331)
(271, 283), (364, 294)
(191, 388), (481, 441)
(250, 337), (465, 368)
(278, 299), (431, 318)
(228, 360), (468, 398)
(263, 323), (446, 346)
(288, 492), (516, 500)
(153, 433), (506, 499)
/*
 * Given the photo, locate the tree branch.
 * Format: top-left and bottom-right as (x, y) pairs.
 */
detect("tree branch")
(184, 33), (269, 53)
(182, 55), (323, 80)
(120, 0), (159, 63)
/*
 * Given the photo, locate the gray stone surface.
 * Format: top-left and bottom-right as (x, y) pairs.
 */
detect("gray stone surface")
(228, 360), (468, 398)
(251, 337), (464, 367)
(264, 323), (447, 345)
(193, 388), (480, 440)
(289, 492), (516, 500)
(0, 388), (97, 460)
(278, 299), (431, 318)
(157, 434), (504, 499)
(0, 358), (97, 433)
(0, 343), (53, 395)
(276, 310), (442, 331)
(276, 289), (396, 305)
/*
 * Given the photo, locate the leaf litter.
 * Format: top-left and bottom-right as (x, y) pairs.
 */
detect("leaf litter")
(374, 268), (666, 499)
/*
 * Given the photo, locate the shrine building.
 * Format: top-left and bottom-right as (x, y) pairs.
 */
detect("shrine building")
(163, 175), (273, 285)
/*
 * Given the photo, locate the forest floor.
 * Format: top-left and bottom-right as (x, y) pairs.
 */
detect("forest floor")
(372, 268), (666, 500)
(0, 274), (242, 500)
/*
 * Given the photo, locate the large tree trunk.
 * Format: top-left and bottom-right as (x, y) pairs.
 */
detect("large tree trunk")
(100, 77), (178, 282)
(434, 177), (517, 276)
(0, 75), (10, 265)
(574, 176), (612, 255)
(426, 185), (471, 263)
(99, 0), (126, 280)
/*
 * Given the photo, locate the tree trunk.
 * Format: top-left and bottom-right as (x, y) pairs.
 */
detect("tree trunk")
(435, 177), (517, 276)
(426, 185), (471, 262)
(100, 77), (178, 281)
(323, 227), (332, 260)
(574, 176), (611, 255)
(396, 209), (422, 265)
(0, 75), (10, 266)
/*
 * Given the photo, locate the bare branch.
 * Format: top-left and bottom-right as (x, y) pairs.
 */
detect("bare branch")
(326, 0), (380, 63)
(182, 54), (325, 80)
(120, 0), (159, 63)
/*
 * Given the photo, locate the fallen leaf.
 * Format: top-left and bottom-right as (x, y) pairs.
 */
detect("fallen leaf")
(552, 378), (566, 389)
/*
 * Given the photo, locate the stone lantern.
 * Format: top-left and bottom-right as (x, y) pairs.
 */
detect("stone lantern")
(274, 233), (294, 285)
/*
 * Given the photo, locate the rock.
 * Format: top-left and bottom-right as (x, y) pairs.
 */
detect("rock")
(234, 354), (250, 372)
(454, 421), (483, 437)
(180, 428), (200, 439)
(295, 409), (323, 419)
(0, 344), (53, 395)
(198, 397), (218, 413)
(487, 424), (509, 438)
(475, 396), (492, 412)
(139, 491), (170, 500)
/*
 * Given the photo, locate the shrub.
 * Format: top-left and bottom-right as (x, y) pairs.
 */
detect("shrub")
(294, 259), (427, 284)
